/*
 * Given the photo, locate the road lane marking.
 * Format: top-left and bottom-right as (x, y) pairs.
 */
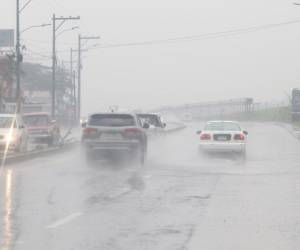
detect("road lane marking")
(46, 212), (83, 229)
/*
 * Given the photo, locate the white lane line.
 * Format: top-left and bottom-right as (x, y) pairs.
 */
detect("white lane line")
(46, 212), (83, 229)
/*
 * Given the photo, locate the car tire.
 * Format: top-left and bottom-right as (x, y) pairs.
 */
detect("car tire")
(21, 140), (28, 153)
(133, 148), (145, 166)
(240, 149), (247, 161)
(198, 147), (206, 158)
(47, 137), (54, 146)
(85, 149), (96, 163)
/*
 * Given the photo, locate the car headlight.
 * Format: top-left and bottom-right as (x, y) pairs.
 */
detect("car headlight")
(5, 133), (16, 144)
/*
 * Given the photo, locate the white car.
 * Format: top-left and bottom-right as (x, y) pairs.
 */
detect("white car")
(197, 121), (248, 156)
(0, 114), (29, 153)
(136, 113), (166, 135)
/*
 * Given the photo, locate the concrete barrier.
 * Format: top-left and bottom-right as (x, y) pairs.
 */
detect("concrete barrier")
(164, 122), (187, 133)
(2, 139), (78, 165)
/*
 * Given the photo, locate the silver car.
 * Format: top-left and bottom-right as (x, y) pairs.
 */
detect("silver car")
(82, 112), (148, 164)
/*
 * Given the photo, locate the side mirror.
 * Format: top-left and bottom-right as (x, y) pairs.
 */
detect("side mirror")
(19, 125), (25, 129)
(50, 120), (56, 124)
(82, 122), (87, 128)
(162, 123), (166, 128)
(142, 123), (150, 129)
(196, 130), (202, 135)
(243, 131), (248, 135)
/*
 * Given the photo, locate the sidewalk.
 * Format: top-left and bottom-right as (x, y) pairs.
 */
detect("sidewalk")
(188, 174), (300, 250)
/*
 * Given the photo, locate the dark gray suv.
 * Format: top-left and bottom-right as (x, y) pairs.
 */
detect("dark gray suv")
(82, 113), (148, 164)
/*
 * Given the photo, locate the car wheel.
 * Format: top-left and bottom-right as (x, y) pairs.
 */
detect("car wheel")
(239, 150), (247, 161)
(14, 139), (23, 153)
(138, 148), (146, 166)
(21, 139), (28, 153)
(47, 136), (54, 146)
(198, 147), (206, 158)
(85, 149), (96, 163)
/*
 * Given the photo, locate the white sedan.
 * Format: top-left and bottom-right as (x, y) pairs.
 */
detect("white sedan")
(197, 121), (248, 156)
(0, 114), (29, 153)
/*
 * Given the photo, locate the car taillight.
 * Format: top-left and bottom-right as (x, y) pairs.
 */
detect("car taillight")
(124, 128), (141, 137)
(83, 127), (98, 135)
(200, 133), (211, 140)
(234, 133), (245, 140)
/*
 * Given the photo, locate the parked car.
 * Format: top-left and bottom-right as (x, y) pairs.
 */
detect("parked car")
(23, 112), (60, 146)
(136, 113), (166, 135)
(82, 112), (148, 164)
(197, 121), (248, 157)
(0, 114), (28, 153)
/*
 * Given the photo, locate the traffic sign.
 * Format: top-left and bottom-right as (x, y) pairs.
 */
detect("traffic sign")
(0, 30), (14, 47)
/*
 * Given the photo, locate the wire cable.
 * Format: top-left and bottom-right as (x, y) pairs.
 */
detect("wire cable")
(94, 19), (300, 49)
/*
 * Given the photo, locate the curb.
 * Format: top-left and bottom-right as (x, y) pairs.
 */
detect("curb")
(3, 140), (79, 165)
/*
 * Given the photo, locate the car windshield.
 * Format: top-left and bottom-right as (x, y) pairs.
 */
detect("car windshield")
(137, 114), (161, 127)
(89, 114), (135, 127)
(205, 122), (241, 131)
(23, 115), (49, 126)
(0, 117), (16, 128)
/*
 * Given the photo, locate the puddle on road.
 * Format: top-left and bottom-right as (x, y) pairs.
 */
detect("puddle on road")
(1, 169), (14, 250)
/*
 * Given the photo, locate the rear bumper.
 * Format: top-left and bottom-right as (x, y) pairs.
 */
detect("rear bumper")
(29, 134), (51, 139)
(199, 142), (246, 153)
(0, 141), (19, 151)
(83, 140), (141, 152)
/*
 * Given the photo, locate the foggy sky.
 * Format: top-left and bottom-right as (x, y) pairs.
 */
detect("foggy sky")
(1, 0), (300, 114)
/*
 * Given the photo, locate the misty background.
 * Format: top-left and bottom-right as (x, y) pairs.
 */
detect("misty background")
(1, 0), (300, 115)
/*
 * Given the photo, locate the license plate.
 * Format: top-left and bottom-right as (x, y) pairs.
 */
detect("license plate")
(216, 136), (228, 141)
(100, 133), (122, 140)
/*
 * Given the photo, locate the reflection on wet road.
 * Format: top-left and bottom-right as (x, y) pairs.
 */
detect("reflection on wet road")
(1, 169), (13, 250)
(1, 122), (300, 250)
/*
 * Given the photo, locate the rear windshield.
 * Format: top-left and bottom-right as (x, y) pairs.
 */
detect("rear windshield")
(89, 114), (136, 127)
(137, 114), (161, 127)
(23, 115), (49, 126)
(205, 122), (241, 131)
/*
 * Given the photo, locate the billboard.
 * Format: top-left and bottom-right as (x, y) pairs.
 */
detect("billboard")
(0, 30), (14, 48)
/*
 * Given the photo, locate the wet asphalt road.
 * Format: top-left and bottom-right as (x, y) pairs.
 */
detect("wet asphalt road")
(0, 122), (300, 250)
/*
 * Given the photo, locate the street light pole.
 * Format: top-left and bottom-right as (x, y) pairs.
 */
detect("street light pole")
(51, 14), (80, 119)
(51, 14), (56, 119)
(77, 35), (100, 121)
(77, 35), (81, 122)
(16, 0), (21, 113)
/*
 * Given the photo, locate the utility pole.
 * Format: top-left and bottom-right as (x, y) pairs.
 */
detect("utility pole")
(16, 0), (21, 113)
(77, 35), (81, 122)
(70, 48), (77, 124)
(51, 14), (80, 119)
(51, 14), (56, 119)
(77, 35), (100, 121)
(73, 70), (76, 124)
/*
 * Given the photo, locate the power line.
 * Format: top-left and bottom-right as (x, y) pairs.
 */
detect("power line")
(93, 19), (300, 49)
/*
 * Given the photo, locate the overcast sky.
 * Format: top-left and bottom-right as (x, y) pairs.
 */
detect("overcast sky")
(2, 0), (300, 114)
